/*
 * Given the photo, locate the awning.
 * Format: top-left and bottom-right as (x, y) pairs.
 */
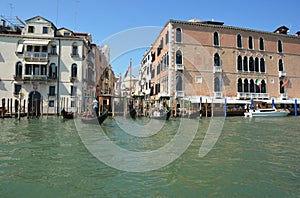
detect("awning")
(16, 44), (24, 52)
(23, 40), (50, 45)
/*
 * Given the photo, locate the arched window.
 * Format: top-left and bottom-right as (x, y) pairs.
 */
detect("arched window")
(237, 78), (243, 92)
(237, 34), (242, 48)
(244, 79), (249, 92)
(213, 32), (219, 46)
(259, 37), (264, 50)
(237, 56), (242, 71)
(249, 57), (254, 71)
(261, 80), (266, 93)
(278, 59), (284, 71)
(260, 58), (265, 73)
(176, 74), (183, 91)
(176, 28), (182, 43)
(176, 50), (182, 64)
(71, 63), (77, 78)
(248, 36), (253, 49)
(214, 77), (221, 92)
(51, 43), (57, 55)
(255, 57), (259, 72)
(279, 80), (284, 93)
(256, 79), (261, 93)
(278, 40), (283, 53)
(15, 62), (22, 77)
(72, 42), (78, 55)
(49, 63), (57, 79)
(250, 79), (255, 93)
(214, 53), (220, 66)
(243, 56), (248, 71)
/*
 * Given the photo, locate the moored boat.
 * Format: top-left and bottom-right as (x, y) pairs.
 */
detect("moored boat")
(61, 108), (75, 119)
(244, 108), (290, 117)
(150, 109), (172, 120)
(81, 110), (109, 124)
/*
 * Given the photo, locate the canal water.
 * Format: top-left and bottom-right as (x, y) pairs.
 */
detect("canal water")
(0, 116), (299, 197)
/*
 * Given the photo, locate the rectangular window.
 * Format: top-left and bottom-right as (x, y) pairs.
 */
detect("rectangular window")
(195, 76), (202, 83)
(51, 45), (57, 55)
(41, 65), (47, 75)
(27, 45), (33, 52)
(28, 26), (34, 33)
(43, 27), (48, 34)
(71, 101), (75, 107)
(14, 84), (21, 94)
(49, 86), (55, 96)
(71, 86), (77, 96)
(25, 64), (32, 75)
(33, 65), (39, 75)
(42, 46), (48, 52)
(72, 46), (78, 55)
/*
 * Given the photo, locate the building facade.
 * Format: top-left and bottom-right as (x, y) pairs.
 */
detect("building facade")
(140, 19), (300, 112)
(0, 16), (108, 116)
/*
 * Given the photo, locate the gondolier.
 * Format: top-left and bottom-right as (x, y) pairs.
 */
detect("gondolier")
(93, 98), (99, 117)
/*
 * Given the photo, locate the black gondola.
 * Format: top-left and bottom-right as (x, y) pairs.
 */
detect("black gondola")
(61, 108), (74, 119)
(81, 109), (109, 125)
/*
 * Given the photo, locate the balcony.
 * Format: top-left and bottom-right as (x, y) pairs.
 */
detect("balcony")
(175, 91), (184, 98)
(13, 75), (23, 81)
(237, 92), (269, 99)
(175, 64), (184, 71)
(214, 92), (223, 98)
(213, 66), (222, 73)
(278, 70), (286, 77)
(280, 93), (288, 99)
(24, 52), (48, 62)
(70, 77), (77, 83)
(23, 75), (48, 82)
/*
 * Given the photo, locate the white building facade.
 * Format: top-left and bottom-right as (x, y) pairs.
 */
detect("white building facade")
(0, 16), (98, 116)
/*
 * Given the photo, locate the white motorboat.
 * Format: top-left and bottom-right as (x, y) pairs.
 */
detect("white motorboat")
(244, 108), (290, 117)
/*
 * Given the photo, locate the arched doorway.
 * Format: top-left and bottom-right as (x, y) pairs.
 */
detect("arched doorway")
(28, 91), (41, 117)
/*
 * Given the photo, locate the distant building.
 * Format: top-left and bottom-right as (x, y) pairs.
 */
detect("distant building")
(140, 18), (300, 112)
(0, 16), (110, 116)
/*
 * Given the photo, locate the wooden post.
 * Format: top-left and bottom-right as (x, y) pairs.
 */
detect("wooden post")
(200, 97), (202, 119)
(205, 98), (208, 118)
(23, 99), (26, 115)
(40, 96), (43, 118)
(10, 98), (13, 117)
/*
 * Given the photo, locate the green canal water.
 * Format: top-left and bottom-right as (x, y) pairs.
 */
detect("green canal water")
(0, 116), (299, 197)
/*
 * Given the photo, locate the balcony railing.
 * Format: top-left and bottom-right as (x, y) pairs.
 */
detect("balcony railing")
(24, 52), (48, 62)
(237, 92), (270, 99)
(23, 75), (48, 81)
(213, 66), (222, 73)
(175, 64), (184, 71)
(175, 91), (184, 98)
(214, 92), (223, 98)
(70, 77), (77, 83)
(13, 75), (22, 81)
(279, 70), (286, 77)
(280, 93), (288, 99)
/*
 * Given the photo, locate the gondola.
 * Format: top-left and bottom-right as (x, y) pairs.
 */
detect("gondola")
(81, 109), (109, 125)
(61, 108), (74, 119)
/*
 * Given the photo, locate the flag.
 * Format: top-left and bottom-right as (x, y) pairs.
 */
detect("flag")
(281, 79), (289, 87)
(255, 78), (261, 88)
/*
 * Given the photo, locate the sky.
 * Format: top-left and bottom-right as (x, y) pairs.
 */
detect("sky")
(1, 0), (300, 75)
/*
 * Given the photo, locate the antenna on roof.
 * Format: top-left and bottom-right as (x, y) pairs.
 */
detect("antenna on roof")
(9, 3), (14, 19)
